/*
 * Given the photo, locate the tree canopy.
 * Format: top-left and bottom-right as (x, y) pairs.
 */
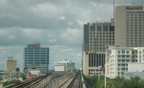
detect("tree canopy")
(85, 75), (144, 88)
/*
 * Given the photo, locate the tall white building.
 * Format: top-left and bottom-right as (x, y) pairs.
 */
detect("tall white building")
(5, 57), (17, 72)
(105, 46), (144, 78)
(54, 59), (75, 72)
(115, 5), (144, 47)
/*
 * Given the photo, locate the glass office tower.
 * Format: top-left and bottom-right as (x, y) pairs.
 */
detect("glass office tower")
(24, 42), (49, 74)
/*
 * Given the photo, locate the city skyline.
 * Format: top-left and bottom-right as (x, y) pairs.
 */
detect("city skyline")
(0, 0), (144, 70)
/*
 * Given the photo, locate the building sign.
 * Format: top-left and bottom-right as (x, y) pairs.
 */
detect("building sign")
(125, 6), (143, 10)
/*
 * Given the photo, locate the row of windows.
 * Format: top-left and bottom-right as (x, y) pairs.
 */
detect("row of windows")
(126, 43), (143, 45)
(126, 24), (143, 26)
(25, 56), (49, 57)
(126, 44), (143, 46)
(126, 31), (143, 33)
(90, 39), (114, 40)
(25, 58), (49, 60)
(126, 34), (144, 38)
(118, 64), (128, 66)
(126, 21), (144, 23)
(90, 32), (114, 34)
(126, 14), (144, 16)
(118, 51), (129, 54)
(126, 23), (144, 25)
(126, 27), (144, 29)
(126, 38), (143, 40)
(89, 69), (101, 71)
(25, 62), (48, 64)
(118, 51), (144, 54)
(90, 41), (114, 43)
(118, 55), (130, 58)
(90, 42), (114, 44)
(90, 36), (114, 37)
(126, 29), (144, 31)
(126, 19), (144, 22)
(126, 39), (143, 41)
(126, 16), (144, 18)
(128, 37), (144, 39)
(126, 18), (144, 20)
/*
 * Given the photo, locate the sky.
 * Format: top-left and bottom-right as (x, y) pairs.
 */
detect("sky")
(0, 0), (144, 70)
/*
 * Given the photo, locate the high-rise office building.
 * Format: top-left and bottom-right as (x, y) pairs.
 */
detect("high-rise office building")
(82, 20), (115, 75)
(115, 5), (144, 47)
(5, 57), (17, 72)
(24, 42), (49, 74)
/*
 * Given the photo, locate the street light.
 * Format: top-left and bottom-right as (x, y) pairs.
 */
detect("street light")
(104, 47), (110, 88)
(119, 67), (121, 79)
(104, 63), (107, 88)
(98, 66), (101, 81)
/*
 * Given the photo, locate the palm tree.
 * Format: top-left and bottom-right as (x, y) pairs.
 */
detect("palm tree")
(127, 76), (144, 88)
(16, 67), (20, 78)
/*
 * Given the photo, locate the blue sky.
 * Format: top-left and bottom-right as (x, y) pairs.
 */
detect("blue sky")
(0, 0), (143, 70)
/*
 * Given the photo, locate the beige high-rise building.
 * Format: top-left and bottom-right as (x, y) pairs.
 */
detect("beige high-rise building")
(82, 20), (115, 75)
(5, 57), (17, 72)
(115, 5), (144, 47)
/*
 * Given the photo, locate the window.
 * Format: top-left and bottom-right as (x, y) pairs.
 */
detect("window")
(122, 51), (125, 54)
(97, 25), (102, 31)
(139, 51), (141, 54)
(103, 25), (108, 31)
(126, 51), (129, 54)
(90, 26), (95, 31)
(118, 55), (121, 58)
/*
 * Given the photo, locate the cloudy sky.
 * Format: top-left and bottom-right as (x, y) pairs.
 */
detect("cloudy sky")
(0, 0), (143, 70)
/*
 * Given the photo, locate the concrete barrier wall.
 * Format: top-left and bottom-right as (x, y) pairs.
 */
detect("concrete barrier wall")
(31, 73), (73, 88)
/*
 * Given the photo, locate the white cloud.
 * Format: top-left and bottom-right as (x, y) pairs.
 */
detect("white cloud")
(0, 12), (20, 19)
(21, 28), (42, 38)
(29, 2), (63, 18)
(60, 28), (82, 45)
(68, 22), (74, 26)
(0, 29), (9, 36)
(58, 16), (65, 20)
(8, 35), (15, 39)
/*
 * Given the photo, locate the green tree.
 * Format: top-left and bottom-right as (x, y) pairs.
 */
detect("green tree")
(0, 76), (3, 81)
(16, 67), (20, 78)
(21, 74), (26, 80)
(86, 75), (99, 88)
(2, 80), (21, 87)
(126, 76), (144, 88)
(2, 81), (9, 87)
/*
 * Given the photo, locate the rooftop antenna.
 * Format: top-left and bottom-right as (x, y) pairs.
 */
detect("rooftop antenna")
(132, 0), (134, 5)
(113, 0), (115, 20)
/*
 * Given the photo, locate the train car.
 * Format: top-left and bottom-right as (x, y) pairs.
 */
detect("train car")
(77, 70), (81, 74)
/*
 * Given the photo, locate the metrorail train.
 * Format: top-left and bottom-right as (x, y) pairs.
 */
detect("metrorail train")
(77, 70), (81, 74)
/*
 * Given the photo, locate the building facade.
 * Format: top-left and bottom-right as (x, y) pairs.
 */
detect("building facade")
(5, 57), (17, 72)
(128, 63), (144, 72)
(115, 5), (144, 47)
(54, 59), (75, 72)
(24, 42), (49, 74)
(82, 20), (115, 75)
(105, 46), (144, 78)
